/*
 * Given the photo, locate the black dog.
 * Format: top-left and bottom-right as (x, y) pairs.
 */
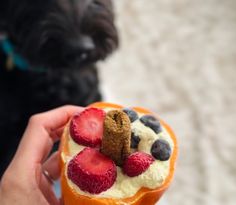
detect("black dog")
(0, 0), (118, 176)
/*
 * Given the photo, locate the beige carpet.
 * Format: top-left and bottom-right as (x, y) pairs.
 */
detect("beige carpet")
(99, 0), (236, 205)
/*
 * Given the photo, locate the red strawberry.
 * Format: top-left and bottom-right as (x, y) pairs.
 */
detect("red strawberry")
(70, 107), (105, 147)
(67, 147), (117, 194)
(123, 152), (155, 177)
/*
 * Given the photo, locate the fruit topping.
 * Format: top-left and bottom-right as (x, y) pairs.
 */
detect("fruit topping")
(123, 152), (155, 177)
(101, 110), (131, 166)
(67, 147), (117, 194)
(70, 108), (105, 147)
(140, 115), (162, 134)
(122, 108), (139, 122)
(130, 133), (140, 149)
(151, 139), (171, 161)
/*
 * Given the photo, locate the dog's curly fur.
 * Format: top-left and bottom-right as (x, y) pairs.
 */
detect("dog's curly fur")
(0, 0), (118, 176)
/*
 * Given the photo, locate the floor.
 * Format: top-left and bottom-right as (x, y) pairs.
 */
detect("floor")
(99, 1), (236, 205)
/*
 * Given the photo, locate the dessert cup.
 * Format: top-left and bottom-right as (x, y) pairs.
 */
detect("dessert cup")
(60, 102), (178, 205)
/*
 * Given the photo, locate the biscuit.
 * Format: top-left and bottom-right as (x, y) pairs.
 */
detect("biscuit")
(101, 110), (131, 166)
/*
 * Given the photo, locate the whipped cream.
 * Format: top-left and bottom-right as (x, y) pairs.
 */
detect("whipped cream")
(63, 110), (174, 198)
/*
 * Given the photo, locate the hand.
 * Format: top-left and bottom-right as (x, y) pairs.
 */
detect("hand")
(0, 106), (83, 205)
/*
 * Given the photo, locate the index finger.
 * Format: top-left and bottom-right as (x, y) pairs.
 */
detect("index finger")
(15, 105), (83, 164)
(35, 105), (83, 132)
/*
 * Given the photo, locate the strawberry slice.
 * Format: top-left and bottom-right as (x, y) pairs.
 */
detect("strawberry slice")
(70, 107), (105, 147)
(67, 147), (117, 194)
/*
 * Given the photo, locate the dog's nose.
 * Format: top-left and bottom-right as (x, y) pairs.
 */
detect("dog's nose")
(79, 36), (95, 51)
(67, 36), (95, 63)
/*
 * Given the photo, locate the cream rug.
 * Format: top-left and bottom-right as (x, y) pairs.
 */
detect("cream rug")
(99, 0), (236, 205)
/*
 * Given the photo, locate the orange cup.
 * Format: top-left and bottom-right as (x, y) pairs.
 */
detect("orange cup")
(60, 102), (178, 205)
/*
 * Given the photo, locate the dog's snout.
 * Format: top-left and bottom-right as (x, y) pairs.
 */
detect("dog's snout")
(66, 35), (95, 63)
(75, 36), (95, 52)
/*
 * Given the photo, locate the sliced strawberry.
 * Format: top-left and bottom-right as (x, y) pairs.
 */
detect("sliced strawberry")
(123, 152), (155, 177)
(67, 147), (117, 194)
(70, 107), (105, 147)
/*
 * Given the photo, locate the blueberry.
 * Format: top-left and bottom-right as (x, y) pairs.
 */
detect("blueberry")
(123, 108), (139, 122)
(140, 115), (162, 134)
(130, 133), (140, 149)
(151, 139), (171, 161)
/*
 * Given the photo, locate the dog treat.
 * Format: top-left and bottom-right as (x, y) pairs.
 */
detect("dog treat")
(101, 110), (131, 166)
(60, 102), (178, 205)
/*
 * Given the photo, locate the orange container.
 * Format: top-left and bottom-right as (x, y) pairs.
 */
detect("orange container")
(60, 102), (178, 205)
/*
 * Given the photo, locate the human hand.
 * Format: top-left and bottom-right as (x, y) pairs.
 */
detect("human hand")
(0, 105), (83, 205)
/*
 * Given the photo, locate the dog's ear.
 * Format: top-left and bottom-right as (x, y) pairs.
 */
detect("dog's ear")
(0, 21), (7, 32)
(0, 2), (7, 31)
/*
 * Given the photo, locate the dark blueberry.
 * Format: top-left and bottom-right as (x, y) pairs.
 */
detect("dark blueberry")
(151, 139), (171, 161)
(130, 133), (140, 149)
(123, 108), (139, 122)
(140, 115), (162, 134)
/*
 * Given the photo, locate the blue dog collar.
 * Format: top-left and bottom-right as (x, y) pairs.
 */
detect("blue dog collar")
(0, 38), (45, 72)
